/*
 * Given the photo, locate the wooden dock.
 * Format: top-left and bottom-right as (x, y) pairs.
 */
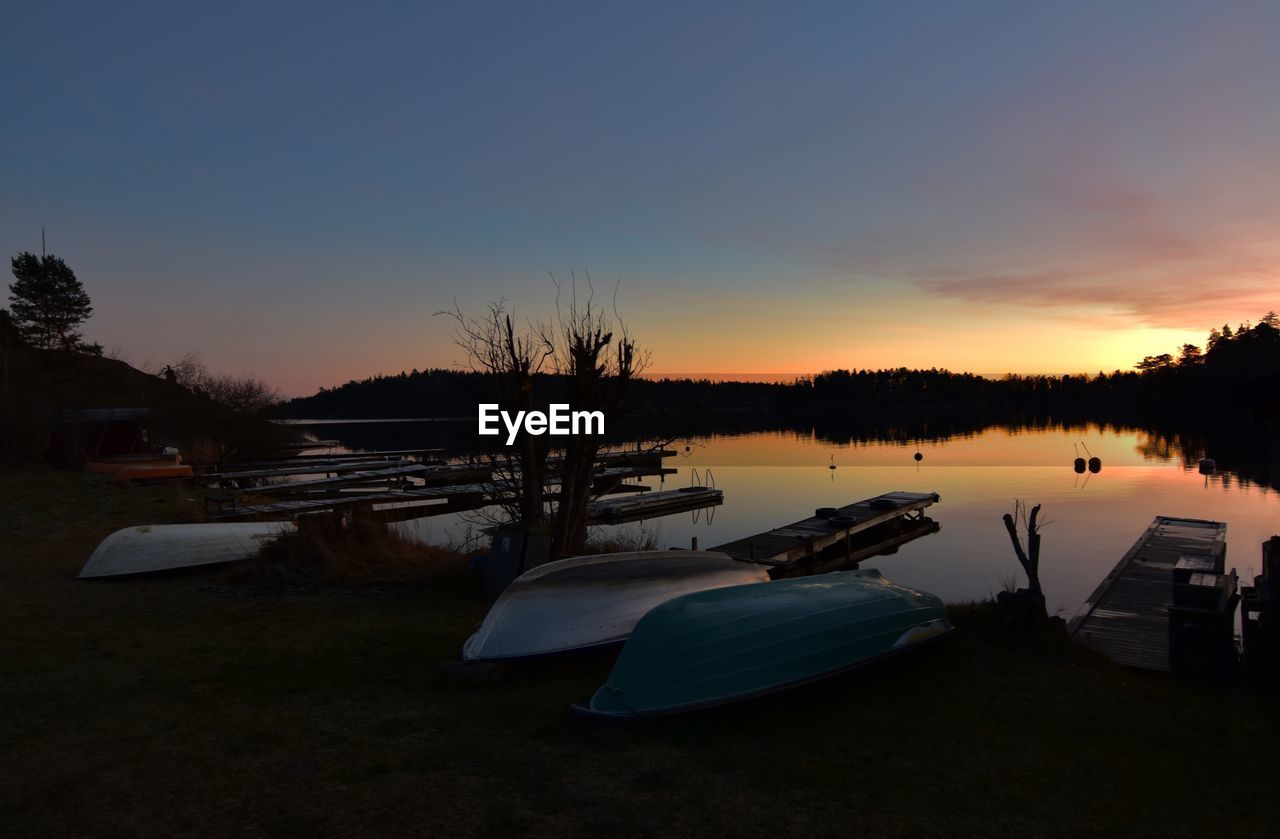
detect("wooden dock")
(212, 448), (445, 469)
(203, 459), (423, 482)
(587, 487), (723, 524)
(208, 465), (673, 521)
(711, 491), (940, 568)
(249, 463), (491, 495)
(1069, 516), (1227, 672)
(771, 517), (941, 579)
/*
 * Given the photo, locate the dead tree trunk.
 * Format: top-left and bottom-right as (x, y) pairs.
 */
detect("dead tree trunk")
(1000, 501), (1048, 621)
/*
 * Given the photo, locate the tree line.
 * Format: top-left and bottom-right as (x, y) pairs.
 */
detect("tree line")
(287, 312), (1280, 426)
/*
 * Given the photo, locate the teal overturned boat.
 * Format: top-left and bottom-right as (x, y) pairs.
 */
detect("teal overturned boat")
(574, 569), (951, 719)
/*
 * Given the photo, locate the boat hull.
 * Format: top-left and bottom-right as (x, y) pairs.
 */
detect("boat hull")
(462, 550), (770, 661)
(575, 569), (952, 718)
(79, 522), (296, 578)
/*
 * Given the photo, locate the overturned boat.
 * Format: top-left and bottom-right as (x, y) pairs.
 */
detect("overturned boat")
(79, 522), (296, 578)
(574, 569), (952, 719)
(462, 550), (770, 661)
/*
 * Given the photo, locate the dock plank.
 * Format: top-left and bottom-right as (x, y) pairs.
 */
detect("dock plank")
(711, 491), (940, 567)
(1068, 516), (1227, 672)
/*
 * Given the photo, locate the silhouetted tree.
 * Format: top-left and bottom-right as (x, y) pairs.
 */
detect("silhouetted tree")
(1178, 344), (1203, 366)
(8, 252), (92, 350)
(1136, 353), (1175, 372)
(0, 308), (18, 396)
(442, 277), (646, 557)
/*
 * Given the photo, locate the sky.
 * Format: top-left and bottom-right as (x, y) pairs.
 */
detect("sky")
(3, 1), (1279, 396)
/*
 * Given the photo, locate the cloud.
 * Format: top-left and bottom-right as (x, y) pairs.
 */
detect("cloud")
(906, 174), (1280, 329)
(920, 267), (1276, 329)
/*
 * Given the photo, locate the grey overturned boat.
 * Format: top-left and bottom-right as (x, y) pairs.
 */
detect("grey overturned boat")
(79, 522), (296, 578)
(461, 550), (770, 661)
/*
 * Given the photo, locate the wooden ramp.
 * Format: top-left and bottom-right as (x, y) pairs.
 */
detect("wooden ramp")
(1069, 516), (1227, 672)
(711, 491), (940, 567)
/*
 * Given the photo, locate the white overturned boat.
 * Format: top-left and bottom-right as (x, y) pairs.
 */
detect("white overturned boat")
(79, 522), (296, 578)
(462, 550), (770, 661)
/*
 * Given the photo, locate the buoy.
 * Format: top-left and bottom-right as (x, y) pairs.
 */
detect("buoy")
(1198, 457), (1216, 475)
(913, 451), (923, 462)
(828, 455), (836, 471)
(1073, 457), (1086, 473)
(1080, 442), (1101, 474)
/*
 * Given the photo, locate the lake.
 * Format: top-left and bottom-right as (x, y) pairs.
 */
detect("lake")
(303, 421), (1279, 619)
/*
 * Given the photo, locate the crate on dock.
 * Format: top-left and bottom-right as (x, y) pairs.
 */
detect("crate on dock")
(1168, 568), (1239, 680)
(1173, 554), (1222, 584)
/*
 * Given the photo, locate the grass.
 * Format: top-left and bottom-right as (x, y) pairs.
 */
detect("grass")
(1, 468), (1277, 837)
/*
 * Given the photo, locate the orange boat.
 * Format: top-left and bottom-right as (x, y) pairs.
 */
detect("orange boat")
(85, 454), (193, 481)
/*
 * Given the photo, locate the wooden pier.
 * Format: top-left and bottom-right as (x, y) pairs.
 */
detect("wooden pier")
(1069, 516), (1227, 672)
(208, 465), (673, 522)
(587, 487), (723, 524)
(249, 463), (491, 495)
(771, 516), (941, 579)
(711, 491), (940, 568)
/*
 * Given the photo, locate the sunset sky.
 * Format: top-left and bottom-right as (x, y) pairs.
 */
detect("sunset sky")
(3, 2), (1279, 395)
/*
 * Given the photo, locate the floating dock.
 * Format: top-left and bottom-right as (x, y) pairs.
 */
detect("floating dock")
(1069, 516), (1227, 672)
(249, 463), (491, 495)
(203, 459), (424, 483)
(771, 516), (941, 579)
(711, 491), (940, 568)
(587, 486), (723, 524)
(208, 465), (673, 521)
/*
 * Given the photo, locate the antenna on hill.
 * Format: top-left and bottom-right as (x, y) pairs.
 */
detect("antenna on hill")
(41, 226), (46, 257)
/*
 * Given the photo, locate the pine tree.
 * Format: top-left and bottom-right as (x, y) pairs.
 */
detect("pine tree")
(8, 252), (93, 350)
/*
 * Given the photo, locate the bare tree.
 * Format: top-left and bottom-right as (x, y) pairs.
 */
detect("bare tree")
(1000, 500), (1048, 621)
(163, 351), (280, 412)
(440, 274), (650, 557)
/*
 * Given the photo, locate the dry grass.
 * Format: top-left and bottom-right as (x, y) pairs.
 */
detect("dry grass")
(225, 513), (471, 589)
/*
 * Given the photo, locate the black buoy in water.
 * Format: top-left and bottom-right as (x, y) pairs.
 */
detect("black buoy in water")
(1081, 442), (1101, 474)
(1073, 457), (1086, 474)
(828, 455), (836, 471)
(914, 451), (923, 462)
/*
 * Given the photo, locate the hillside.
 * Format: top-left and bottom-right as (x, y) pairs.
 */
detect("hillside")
(0, 346), (286, 465)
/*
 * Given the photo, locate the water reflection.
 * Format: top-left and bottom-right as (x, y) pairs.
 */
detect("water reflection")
(301, 419), (1280, 618)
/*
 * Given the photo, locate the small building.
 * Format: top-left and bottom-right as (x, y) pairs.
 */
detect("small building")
(48, 407), (151, 463)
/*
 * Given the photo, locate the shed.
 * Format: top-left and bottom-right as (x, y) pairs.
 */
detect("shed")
(49, 407), (152, 462)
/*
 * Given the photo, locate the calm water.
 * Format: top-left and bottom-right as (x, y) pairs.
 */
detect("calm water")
(312, 423), (1278, 618)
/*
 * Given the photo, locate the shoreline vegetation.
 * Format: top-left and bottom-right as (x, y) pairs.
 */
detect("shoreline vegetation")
(4, 471), (1279, 837)
(287, 315), (1280, 426)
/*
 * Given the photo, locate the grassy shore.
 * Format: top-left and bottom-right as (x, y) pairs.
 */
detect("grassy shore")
(2, 469), (1276, 838)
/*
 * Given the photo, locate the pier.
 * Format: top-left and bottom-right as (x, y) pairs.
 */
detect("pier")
(1069, 516), (1228, 672)
(587, 486), (723, 524)
(711, 491), (940, 568)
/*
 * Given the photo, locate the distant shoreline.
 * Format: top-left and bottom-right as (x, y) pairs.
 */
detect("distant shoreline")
(274, 417), (469, 425)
